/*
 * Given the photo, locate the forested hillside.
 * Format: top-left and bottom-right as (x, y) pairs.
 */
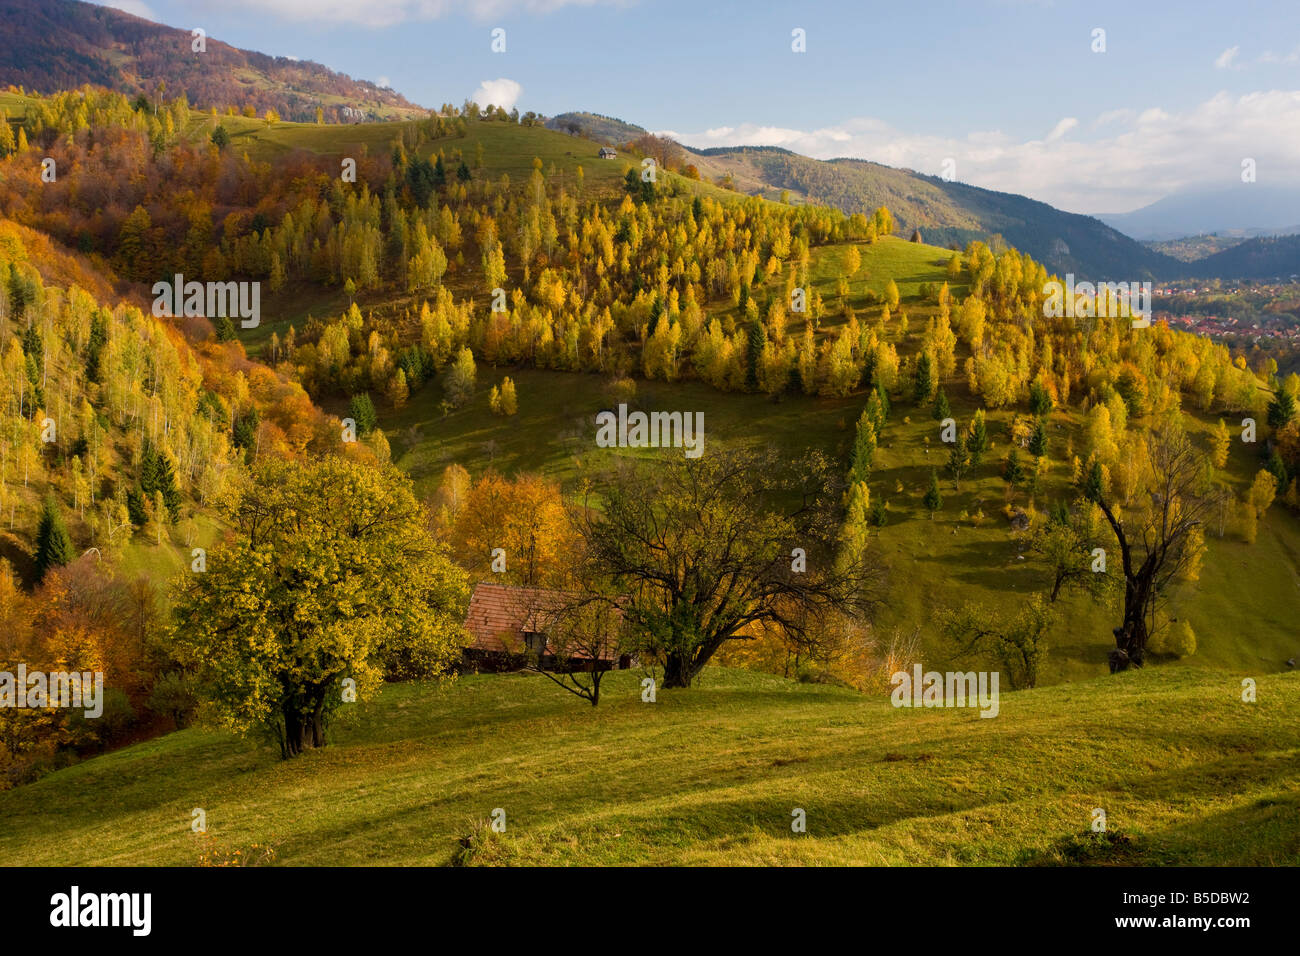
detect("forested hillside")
(1, 82), (1298, 789)
(684, 145), (1183, 279)
(0, 0), (424, 123)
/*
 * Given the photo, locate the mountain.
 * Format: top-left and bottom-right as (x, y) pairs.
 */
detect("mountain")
(546, 111), (647, 145)
(1184, 233), (1300, 279)
(1097, 185), (1300, 242)
(679, 145), (1183, 280)
(0, 0), (425, 122)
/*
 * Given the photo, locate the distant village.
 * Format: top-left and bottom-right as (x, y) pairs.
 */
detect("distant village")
(1153, 279), (1300, 348)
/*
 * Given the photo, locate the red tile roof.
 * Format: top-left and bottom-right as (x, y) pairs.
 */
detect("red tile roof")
(463, 582), (621, 661)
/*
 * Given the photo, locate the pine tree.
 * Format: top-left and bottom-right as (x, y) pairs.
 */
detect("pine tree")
(1267, 386), (1296, 431)
(1028, 419), (1048, 459)
(969, 409), (990, 467)
(923, 469), (942, 518)
(947, 430), (970, 491)
(1003, 448), (1025, 486)
(869, 493), (886, 527)
(913, 351), (933, 405)
(932, 387), (950, 420)
(349, 392), (378, 435)
(851, 412), (876, 484)
(34, 497), (75, 582)
(1029, 381), (1054, 417)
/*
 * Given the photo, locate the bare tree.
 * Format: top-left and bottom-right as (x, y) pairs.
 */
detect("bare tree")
(519, 590), (627, 707)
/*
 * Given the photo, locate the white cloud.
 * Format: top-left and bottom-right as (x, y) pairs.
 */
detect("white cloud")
(1260, 45), (1300, 65)
(376, 76), (392, 89)
(663, 90), (1300, 214)
(89, 0), (156, 18)
(1214, 46), (1240, 70)
(1044, 117), (1077, 142)
(471, 78), (522, 110)
(196, 0), (624, 28)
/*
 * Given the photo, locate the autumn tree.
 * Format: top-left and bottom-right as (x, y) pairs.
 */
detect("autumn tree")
(1081, 424), (1221, 672)
(937, 594), (1053, 689)
(449, 472), (577, 587)
(442, 346), (477, 408)
(575, 448), (880, 688)
(172, 458), (468, 757)
(1028, 501), (1114, 603)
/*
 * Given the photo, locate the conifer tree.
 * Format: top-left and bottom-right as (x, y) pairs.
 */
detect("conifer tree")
(923, 469), (942, 518)
(34, 497), (74, 582)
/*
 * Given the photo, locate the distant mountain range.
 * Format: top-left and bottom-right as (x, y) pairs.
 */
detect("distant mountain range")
(0, 0), (424, 122)
(1097, 185), (1300, 242)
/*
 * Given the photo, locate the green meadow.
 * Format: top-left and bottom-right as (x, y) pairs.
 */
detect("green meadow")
(1, 666), (1295, 866)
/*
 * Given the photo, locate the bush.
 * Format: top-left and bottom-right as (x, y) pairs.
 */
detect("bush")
(1151, 620), (1197, 658)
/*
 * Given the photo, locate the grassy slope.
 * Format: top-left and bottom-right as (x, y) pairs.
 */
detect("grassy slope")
(1, 666), (1295, 866)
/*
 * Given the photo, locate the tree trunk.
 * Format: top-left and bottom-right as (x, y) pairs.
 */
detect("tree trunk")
(281, 693), (327, 758)
(662, 653), (692, 688)
(1110, 575), (1150, 672)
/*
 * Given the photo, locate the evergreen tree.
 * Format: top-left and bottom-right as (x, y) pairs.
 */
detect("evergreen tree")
(947, 430), (970, 490)
(1028, 419), (1048, 458)
(1003, 448), (1025, 486)
(34, 497), (75, 582)
(349, 392), (378, 435)
(913, 351), (933, 405)
(969, 409), (989, 467)
(869, 493), (886, 527)
(745, 321), (763, 391)
(1266, 450), (1289, 492)
(923, 469), (942, 518)
(851, 412), (876, 484)
(1267, 386), (1296, 431)
(932, 387), (950, 420)
(1029, 381), (1054, 417)
(214, 315), (237, 342)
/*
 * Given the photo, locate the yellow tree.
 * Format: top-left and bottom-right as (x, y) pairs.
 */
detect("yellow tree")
(172, 457), (468, 757)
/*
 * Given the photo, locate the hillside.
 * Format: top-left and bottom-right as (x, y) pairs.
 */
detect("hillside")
(547, 111), (647, 145)
(682, 145), (1183, 280)
(1185, 234), (1300, 280)
(1146, 234), (1250, 262)
(0, 0), (425, 122)
(0, 666), (1295, 865)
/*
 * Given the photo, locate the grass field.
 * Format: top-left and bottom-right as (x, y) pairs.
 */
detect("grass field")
(1, 666), (1295, 866)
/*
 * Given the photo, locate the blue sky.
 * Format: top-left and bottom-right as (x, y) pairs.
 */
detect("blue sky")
(93, 0), (1300, 214)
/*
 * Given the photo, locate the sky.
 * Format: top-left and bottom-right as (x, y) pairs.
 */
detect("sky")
(89, 0), (1300, 215)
